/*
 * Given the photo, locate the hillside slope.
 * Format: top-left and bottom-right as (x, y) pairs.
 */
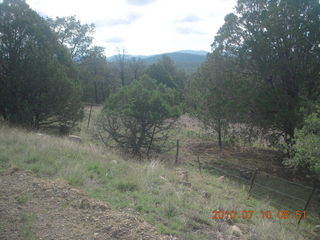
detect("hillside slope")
(0, 121), (317, 240)
(0, 168), (173, 240)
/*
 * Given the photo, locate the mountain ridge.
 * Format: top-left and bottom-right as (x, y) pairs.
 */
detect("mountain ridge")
(108, 50), (209, 73)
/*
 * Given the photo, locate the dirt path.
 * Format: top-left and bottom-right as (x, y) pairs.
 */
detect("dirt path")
(0, 168), (174, 240)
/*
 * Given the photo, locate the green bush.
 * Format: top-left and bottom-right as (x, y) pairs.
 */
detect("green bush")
(97, 75), (180, 158)
(291, 107), (320, 175)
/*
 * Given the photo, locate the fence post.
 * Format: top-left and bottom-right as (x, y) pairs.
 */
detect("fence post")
(196, 155), (202, 174)
(175, 139), (180, 165)
(87, 103), (93, 129)
(298, 186), (316, 225)
(247, 169), (258, 198)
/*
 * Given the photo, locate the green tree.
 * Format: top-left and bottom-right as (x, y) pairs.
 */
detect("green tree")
(47, 15), (95, 61)
(0, 0), (83, 130)
(187, 51), (243, 149)
(79, 46), (115, 104)
(146, 55), (187, 110)
(146, 55), (186, 90)
(127, 57), (146, 84)
(213, 0), (320, 145)
(97, 75), (180, 158)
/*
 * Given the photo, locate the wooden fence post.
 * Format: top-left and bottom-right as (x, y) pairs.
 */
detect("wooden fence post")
(247, 169), (258, 198)
(298, 186), (316, 225)
(175, 139), (180, 165)
(87, 103), (93, 129)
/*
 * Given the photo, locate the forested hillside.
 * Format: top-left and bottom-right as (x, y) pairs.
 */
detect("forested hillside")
(1, 0), (320, 239)
(108, 51), (207, 73)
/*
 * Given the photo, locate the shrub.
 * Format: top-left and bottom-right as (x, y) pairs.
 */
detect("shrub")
(97, 75), (180, 158)
(288, 107), (320, 176)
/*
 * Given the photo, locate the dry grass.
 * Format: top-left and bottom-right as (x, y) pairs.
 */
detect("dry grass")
(0, 118), (316, 239)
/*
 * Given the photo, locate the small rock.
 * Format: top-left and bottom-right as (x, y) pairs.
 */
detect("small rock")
(314, 225), (320, 235)
(230, 225), (242, 237)
(79, 199), (90, 209)
(112, 160), (118, 164)
(217, 176), (225, 181)
(25, 170), (33, 175)
(94, 232), (99, 237)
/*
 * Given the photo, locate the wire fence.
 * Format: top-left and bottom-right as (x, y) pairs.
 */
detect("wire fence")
(196, 156), (320, 225)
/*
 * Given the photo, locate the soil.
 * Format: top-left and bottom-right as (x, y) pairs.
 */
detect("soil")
(0, 168), (175, 240)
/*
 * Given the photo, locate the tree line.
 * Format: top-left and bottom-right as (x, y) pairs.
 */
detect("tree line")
(188, 0), (320, 176)
(0, 0), (185, 132)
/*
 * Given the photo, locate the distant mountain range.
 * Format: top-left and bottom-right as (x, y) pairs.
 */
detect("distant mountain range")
(108, 50), (209, 73)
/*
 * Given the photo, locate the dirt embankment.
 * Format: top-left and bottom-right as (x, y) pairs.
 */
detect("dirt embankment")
(0, 168), (174, 240)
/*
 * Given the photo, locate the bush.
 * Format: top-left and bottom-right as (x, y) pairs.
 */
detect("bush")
(97, 75), (180, 158)
(289, 107), (320, 176)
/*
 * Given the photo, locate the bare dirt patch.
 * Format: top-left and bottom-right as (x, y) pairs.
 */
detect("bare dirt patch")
(0, 168), (174, 240)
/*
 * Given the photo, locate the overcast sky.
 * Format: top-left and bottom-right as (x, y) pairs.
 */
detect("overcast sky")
(26, 0), (237, 56)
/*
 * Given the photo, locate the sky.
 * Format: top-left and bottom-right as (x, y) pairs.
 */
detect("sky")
(26, 0), (237, 56)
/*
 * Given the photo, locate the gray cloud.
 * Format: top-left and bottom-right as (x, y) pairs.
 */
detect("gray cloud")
(104, 37), (124, 43)
(177, 15), (201, 23)
(126, 0), (155, 6)
(176, 27), (204, 35)
(95, 13), (141, 27)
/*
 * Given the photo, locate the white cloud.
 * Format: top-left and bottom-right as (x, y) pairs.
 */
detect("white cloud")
(176, 26), (205, 35)
(126, 0), (156, 6)
(26, 0), (236, 56)
(176, 15), (201, 23)
(104, 37), (124, 43)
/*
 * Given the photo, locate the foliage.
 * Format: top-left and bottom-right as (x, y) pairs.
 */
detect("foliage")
(97, 75), (180, 157)
(141, 51), (207, 74)
(291, 106), (320, 175)
(127, 57), (146, 84)
(146, 55), (187, 111)
(0, 0), (83, 130)
(78, 46), (116, 104)
(146, 55), (186, 91)
(212, 0), (320, 145)
(47, 15), (95, 61)
(187, 51), (246, 148)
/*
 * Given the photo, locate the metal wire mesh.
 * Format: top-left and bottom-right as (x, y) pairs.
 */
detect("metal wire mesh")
(198, 157), (320, 224)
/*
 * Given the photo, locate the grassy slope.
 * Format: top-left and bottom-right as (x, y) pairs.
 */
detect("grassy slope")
(0, 117), (315, 239)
